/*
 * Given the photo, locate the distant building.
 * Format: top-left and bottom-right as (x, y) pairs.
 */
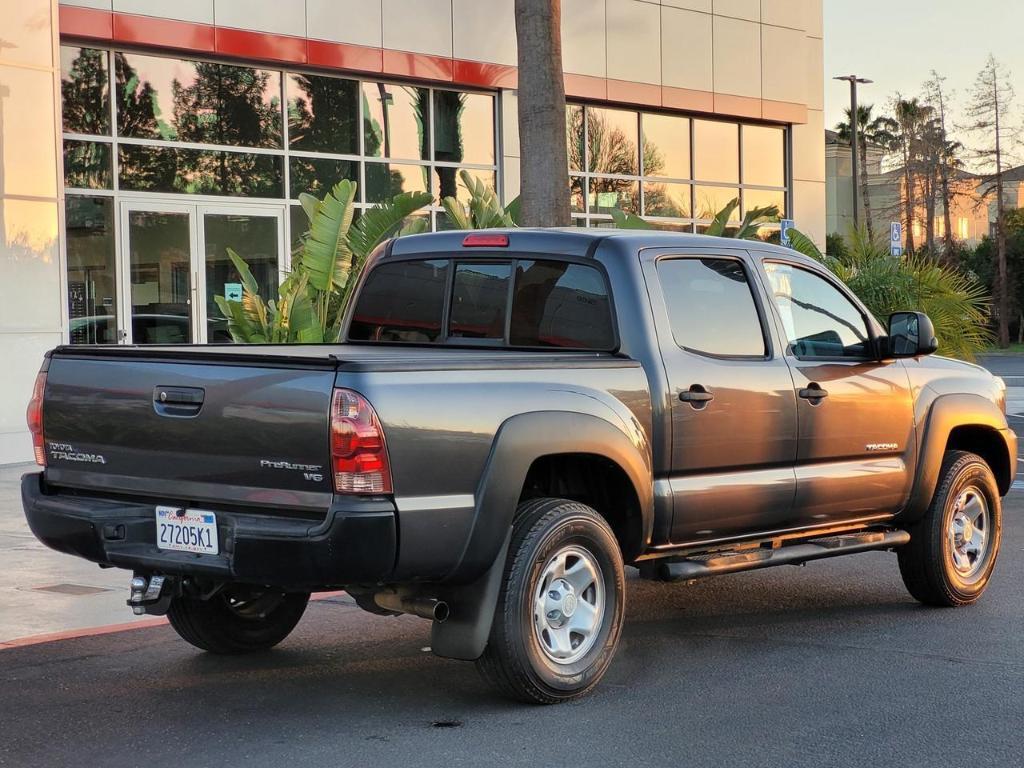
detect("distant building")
(827, 130), (1023, 250)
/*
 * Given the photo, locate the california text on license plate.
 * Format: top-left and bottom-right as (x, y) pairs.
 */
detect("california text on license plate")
(155, 506), (219, 555)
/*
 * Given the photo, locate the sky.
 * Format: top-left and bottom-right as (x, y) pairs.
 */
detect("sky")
(823, 0), (1024, 152)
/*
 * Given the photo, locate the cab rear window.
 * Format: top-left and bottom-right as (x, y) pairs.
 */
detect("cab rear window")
(348, 258), (616, 350)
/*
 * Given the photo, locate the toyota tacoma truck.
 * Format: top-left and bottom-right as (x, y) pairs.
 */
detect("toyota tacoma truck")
(22, 229), (1016, 704)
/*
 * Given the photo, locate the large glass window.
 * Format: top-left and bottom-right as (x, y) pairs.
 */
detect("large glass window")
(61, 47), (110, 136)
(60, 45), (499, 224)
(115, 53), (282, 147)
(764, 262), (871, 359)
(66, 196), (117, 344)
(569, 105), (788, 235)
(657, 258), (766, 358)
(287, 73), (359, 155)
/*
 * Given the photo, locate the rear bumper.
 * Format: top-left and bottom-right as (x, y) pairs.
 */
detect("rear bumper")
(21, 473), (396, 590)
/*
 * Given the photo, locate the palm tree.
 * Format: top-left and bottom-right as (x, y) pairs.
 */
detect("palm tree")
(514, 0), (571, 226)
(217, 181), (432, 343)
(893, 98), (934, 255)
(835, 104), (897, 241)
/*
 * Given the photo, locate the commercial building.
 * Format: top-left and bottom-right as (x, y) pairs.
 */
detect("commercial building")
(0, 0), (826, 462)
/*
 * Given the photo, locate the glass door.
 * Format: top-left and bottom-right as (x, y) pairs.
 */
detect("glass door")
(197, 205), (285, 344)
(119, 202), (198, 345)
(119, 202), (285, 344)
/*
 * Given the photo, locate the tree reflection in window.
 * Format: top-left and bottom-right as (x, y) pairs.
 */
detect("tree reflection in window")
(61, 47), (110, 135)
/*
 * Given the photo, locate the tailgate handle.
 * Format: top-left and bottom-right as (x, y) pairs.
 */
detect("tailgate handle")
(154, 386), (205, 417)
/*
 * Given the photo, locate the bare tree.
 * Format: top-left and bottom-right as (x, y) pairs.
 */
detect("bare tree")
(924, 72), (962, 255)
(514, 0), (570, 227)
(964, 55), (1017, 347)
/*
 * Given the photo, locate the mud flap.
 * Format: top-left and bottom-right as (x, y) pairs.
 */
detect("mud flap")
(430, 531), (512, 661)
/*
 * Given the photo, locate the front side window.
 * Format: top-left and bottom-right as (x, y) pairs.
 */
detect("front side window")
(764, 262), (871, 359)
(657, 258), (766, 358)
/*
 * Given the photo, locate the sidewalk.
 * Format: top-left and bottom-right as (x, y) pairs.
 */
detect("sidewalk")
(0, 463), (149, 643)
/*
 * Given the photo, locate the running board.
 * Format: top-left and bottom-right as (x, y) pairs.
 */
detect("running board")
(649, 530), (911, 583)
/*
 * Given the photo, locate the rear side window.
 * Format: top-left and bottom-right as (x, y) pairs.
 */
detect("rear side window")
(510, 261), (615, 349)
(657, 257), (766, 357)
(348, 259), (448, 343)
(347, 257), (615, 350)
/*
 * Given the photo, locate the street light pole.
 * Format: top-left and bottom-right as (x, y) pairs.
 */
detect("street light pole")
(834, 75), (873, 229)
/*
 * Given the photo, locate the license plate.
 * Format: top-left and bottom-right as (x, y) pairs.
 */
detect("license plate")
(155, 506), (219, 555)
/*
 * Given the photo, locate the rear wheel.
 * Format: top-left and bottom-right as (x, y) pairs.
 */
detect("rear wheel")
(898, 451), (1001, 607)
(167, 585), (309, 654)
(476, 498), (625, 704)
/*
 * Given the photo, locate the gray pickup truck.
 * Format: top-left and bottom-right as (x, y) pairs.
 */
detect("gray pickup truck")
(22, 229), (1016, 703)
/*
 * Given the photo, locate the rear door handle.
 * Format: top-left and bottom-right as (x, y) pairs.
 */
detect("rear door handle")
(680, 385), (714, 408)
(799, 384), (829, 402)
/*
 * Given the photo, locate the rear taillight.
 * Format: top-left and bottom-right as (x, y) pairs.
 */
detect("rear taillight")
(26, 372), (46, 466)
(331, 388), (392, 495)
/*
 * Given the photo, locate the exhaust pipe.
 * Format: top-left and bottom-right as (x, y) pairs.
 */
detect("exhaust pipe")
(374, 592), (450, 622)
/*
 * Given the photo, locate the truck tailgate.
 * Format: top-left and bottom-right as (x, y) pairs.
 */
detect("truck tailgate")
(41, 349), (337, 514)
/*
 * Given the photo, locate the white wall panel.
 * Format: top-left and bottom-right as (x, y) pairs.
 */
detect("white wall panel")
(661, 6), (713, 92)
(57, 0), (111, 9)
(761, 24), (806, 104)
(214, 0), (306, 37)
(114, 0), (214, 24)
(712, 0), (759, 22)
(712, 15), (761, 98)
(382, 0), (453, 57)
(561, 0), (606, 77)
(607, 0), (661, 84)
(452, 0), (516, 65)
(306, 0), (383, 47)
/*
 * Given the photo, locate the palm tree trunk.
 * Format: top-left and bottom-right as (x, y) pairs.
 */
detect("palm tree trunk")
(940, 165), (954, 255)
(859, 140), (874, 240)
(514, 0), (571, 227)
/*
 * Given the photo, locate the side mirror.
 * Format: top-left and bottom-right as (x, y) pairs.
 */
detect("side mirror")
(886, 311), (938, 358)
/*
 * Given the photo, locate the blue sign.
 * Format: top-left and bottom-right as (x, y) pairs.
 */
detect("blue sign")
(890, 222), (903, 257)
(780, 219), (796, 247)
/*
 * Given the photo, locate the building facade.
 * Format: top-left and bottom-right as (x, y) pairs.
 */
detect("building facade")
(0, 0), (826, 463)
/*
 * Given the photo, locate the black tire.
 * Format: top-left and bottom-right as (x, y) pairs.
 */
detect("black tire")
(167, 586), (310, 654)
(898, 450), (1002, 607)
(476, 498), (625, 704)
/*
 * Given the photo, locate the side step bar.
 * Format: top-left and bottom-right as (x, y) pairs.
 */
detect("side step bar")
(649, 530), (911, 583)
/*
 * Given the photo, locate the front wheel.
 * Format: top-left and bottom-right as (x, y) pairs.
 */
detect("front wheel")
(898, 450), (1002, 607)
(476, 498), (625, 704)
(167, 585), (310, 654)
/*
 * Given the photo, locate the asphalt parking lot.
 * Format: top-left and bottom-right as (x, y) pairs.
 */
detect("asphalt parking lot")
(0, 358), (1021, 767)
(1, 493), (1022, 768)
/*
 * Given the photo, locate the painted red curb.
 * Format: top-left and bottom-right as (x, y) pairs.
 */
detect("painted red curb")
(0, 591), (348, 650)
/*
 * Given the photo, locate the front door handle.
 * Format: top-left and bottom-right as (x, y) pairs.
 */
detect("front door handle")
(680, 385), (714, 408)
(799, 384), (829, 402)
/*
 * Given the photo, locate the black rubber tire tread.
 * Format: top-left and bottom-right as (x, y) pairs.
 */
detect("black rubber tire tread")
(167, 590), (310, 654)
(898, 450), (1001, 607)
(476, 497), (625, 705)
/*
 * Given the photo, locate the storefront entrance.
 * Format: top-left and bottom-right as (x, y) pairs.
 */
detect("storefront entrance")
(118, 202), (285, 344)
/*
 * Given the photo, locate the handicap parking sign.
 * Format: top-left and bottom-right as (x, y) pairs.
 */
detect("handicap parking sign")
(890, 222), (903, 257)
(780, 219), (795, 247)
